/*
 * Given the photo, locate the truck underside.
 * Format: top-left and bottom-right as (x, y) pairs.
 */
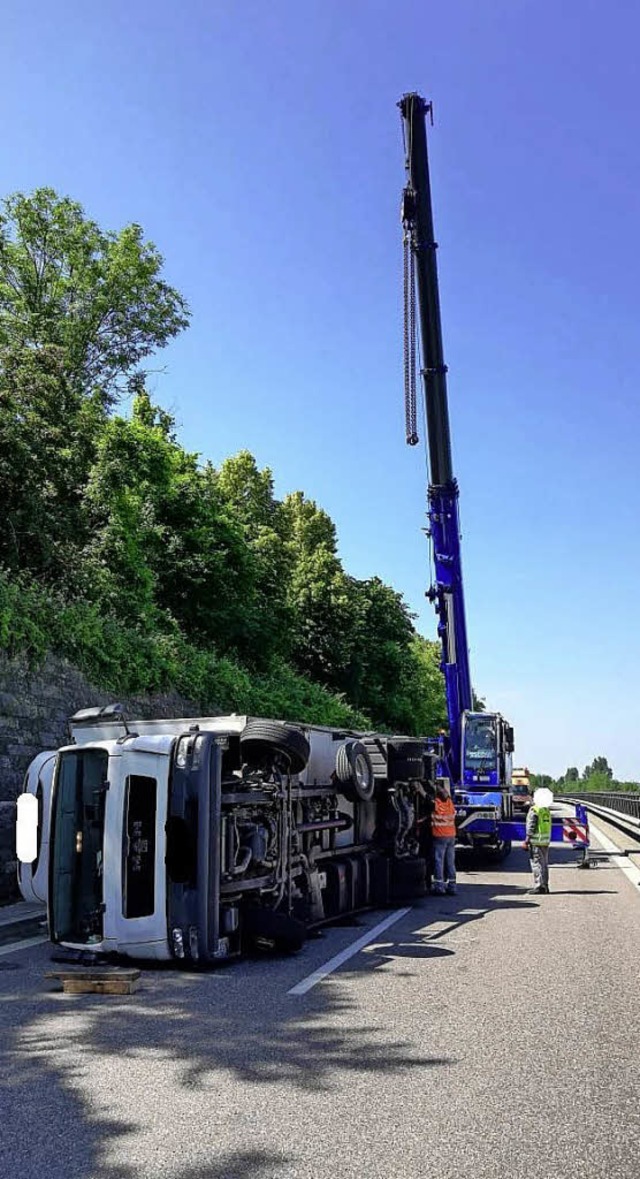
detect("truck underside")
(44, 713), (435, 966)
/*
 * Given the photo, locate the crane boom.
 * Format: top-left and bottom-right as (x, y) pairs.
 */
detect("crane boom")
(399, 92), (473, 783)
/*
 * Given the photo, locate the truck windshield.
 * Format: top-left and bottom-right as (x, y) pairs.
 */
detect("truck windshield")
(464, 716), (498, 771)
(50, 748), (108, 944)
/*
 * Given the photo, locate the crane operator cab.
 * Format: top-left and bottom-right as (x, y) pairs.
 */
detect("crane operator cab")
(461, 711), (514, 791)
(456, 711), (515, 854)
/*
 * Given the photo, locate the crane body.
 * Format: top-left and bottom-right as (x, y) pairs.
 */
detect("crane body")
(398, 93), (592, 862)
(400, 92), (514, 848)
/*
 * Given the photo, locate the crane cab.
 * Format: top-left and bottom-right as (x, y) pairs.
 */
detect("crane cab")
(461, 711), (513, 790)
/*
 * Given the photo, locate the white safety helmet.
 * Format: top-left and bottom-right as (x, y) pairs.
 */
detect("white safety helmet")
(533, 787), (553, 808)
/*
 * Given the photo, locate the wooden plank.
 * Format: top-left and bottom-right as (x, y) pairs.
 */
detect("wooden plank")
(46, 969), (140, 981)
(45, 968), (140, 994)
(61, 978), (138, 995)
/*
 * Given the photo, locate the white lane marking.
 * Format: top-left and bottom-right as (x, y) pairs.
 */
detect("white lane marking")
(0, 934), (48, 957)
(288, 907), (412, 996)
(588, 820), (640, 892)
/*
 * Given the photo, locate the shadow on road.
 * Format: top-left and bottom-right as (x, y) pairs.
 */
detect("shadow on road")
(1, 842), (615, 1178)
(544, 889), (618, 895)
(174, 1152), (292, 1178)
(1, 915), (452, 1178)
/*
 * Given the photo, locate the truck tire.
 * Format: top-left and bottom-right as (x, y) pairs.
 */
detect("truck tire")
(387, 740), (425, 783)
(243, 906), (306, 954)
(335, 741), (375, 803)
(389, 856), (427, 900)
(239, 720), (310, 775)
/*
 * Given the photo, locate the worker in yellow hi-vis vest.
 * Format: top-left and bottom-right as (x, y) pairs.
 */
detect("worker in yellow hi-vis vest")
(525, 787), (553, 894)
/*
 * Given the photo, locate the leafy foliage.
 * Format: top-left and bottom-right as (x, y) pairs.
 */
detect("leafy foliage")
(531, 759), (639, 793)
(583, 755), (612, 780)
(0, 188), (449, 737)
(0, 188), (189, 406)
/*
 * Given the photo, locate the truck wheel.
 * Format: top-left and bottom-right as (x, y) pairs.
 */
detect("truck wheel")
(239, 720), (310, 775)
(335, 741), (375, 803)
(243, 906), (306, 954)
(390, 856), (427, 900)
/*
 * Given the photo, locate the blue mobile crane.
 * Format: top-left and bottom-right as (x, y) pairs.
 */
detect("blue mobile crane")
(399, 91), (513, 854)
(398, 93), (589, 859)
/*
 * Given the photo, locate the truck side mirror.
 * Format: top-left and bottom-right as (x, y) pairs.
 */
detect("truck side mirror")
(504, 726), (515, 753)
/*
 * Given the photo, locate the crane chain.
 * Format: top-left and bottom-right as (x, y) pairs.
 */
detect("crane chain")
(403, 230), (419, 446)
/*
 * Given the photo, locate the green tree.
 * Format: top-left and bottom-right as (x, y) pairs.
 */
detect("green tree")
(278, 490), (357, 686)
(215, 452), (293, 664)
(591, 756), (613, 779)
(342, 576), (418, 730)
(82, 391), (258, 651)
(0, 344), (105, 586)
(583, 756), (613, 782)
(279, 490), (338, 555)
(0, 189), (458, 737)
(580, 770), (615, 792)
(215, 450), (278, 533)
(405, 635), (448, 736)
(564, 766), (580, 783)
(530, 773), (554, 789)
(0, 188), (189, 407)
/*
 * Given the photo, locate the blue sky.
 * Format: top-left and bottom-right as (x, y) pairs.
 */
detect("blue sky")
(2, 1), (639, 779)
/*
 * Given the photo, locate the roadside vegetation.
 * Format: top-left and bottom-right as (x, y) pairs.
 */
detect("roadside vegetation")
(531, 757), (639, 793)
(0, 188), (448, 734)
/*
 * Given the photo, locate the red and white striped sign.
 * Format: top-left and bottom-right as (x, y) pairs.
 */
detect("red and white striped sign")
(563, 819), (589, 844)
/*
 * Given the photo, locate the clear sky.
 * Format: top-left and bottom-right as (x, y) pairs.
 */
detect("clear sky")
(2, 0), (639, 780)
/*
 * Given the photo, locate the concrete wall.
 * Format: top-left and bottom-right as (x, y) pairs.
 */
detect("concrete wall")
(0, 652), (200, 903)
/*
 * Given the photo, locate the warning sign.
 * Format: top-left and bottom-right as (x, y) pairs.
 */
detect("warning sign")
(562, 819), (589, 844)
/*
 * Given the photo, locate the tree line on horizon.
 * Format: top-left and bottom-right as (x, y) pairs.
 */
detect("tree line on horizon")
(530, 756), (639, 794)
(0, 187), (450, 736)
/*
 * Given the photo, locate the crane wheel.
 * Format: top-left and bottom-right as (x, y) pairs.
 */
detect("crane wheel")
(488, 839), (512, 862)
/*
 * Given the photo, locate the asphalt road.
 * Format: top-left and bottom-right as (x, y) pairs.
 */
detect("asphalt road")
(2, 823), (639, 1179)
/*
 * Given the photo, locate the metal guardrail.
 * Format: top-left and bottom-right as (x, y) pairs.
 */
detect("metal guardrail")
(560, 792), (640, 821)
(558, 793), (640, 849)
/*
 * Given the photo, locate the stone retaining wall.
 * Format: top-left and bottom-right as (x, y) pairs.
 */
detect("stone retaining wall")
(0, 652), (199, 902)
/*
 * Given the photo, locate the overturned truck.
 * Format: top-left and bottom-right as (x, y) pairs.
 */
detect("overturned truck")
(19, 708), (435, 965)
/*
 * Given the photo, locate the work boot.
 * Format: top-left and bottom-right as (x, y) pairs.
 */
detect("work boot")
(527, 887), (544, 894)
(541, 885), (550, 894)
(446, 886), (457, 895)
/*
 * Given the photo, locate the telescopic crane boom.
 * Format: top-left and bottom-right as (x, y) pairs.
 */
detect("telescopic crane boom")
(399, 92), (472, 784)
(399, 92), (513, 808)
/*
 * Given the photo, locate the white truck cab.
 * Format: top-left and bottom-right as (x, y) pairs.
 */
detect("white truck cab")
(19, 706), (434, 964)
(16, 749), (57, 905)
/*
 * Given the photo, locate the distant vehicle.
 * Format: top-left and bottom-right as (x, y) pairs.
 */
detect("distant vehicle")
(510, 767), (532, 812)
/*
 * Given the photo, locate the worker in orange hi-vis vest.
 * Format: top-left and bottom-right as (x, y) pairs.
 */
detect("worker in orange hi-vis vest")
(431, 778), (457, 895)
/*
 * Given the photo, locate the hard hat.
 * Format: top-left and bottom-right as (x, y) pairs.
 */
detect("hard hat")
(533, 787), (553, 808)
